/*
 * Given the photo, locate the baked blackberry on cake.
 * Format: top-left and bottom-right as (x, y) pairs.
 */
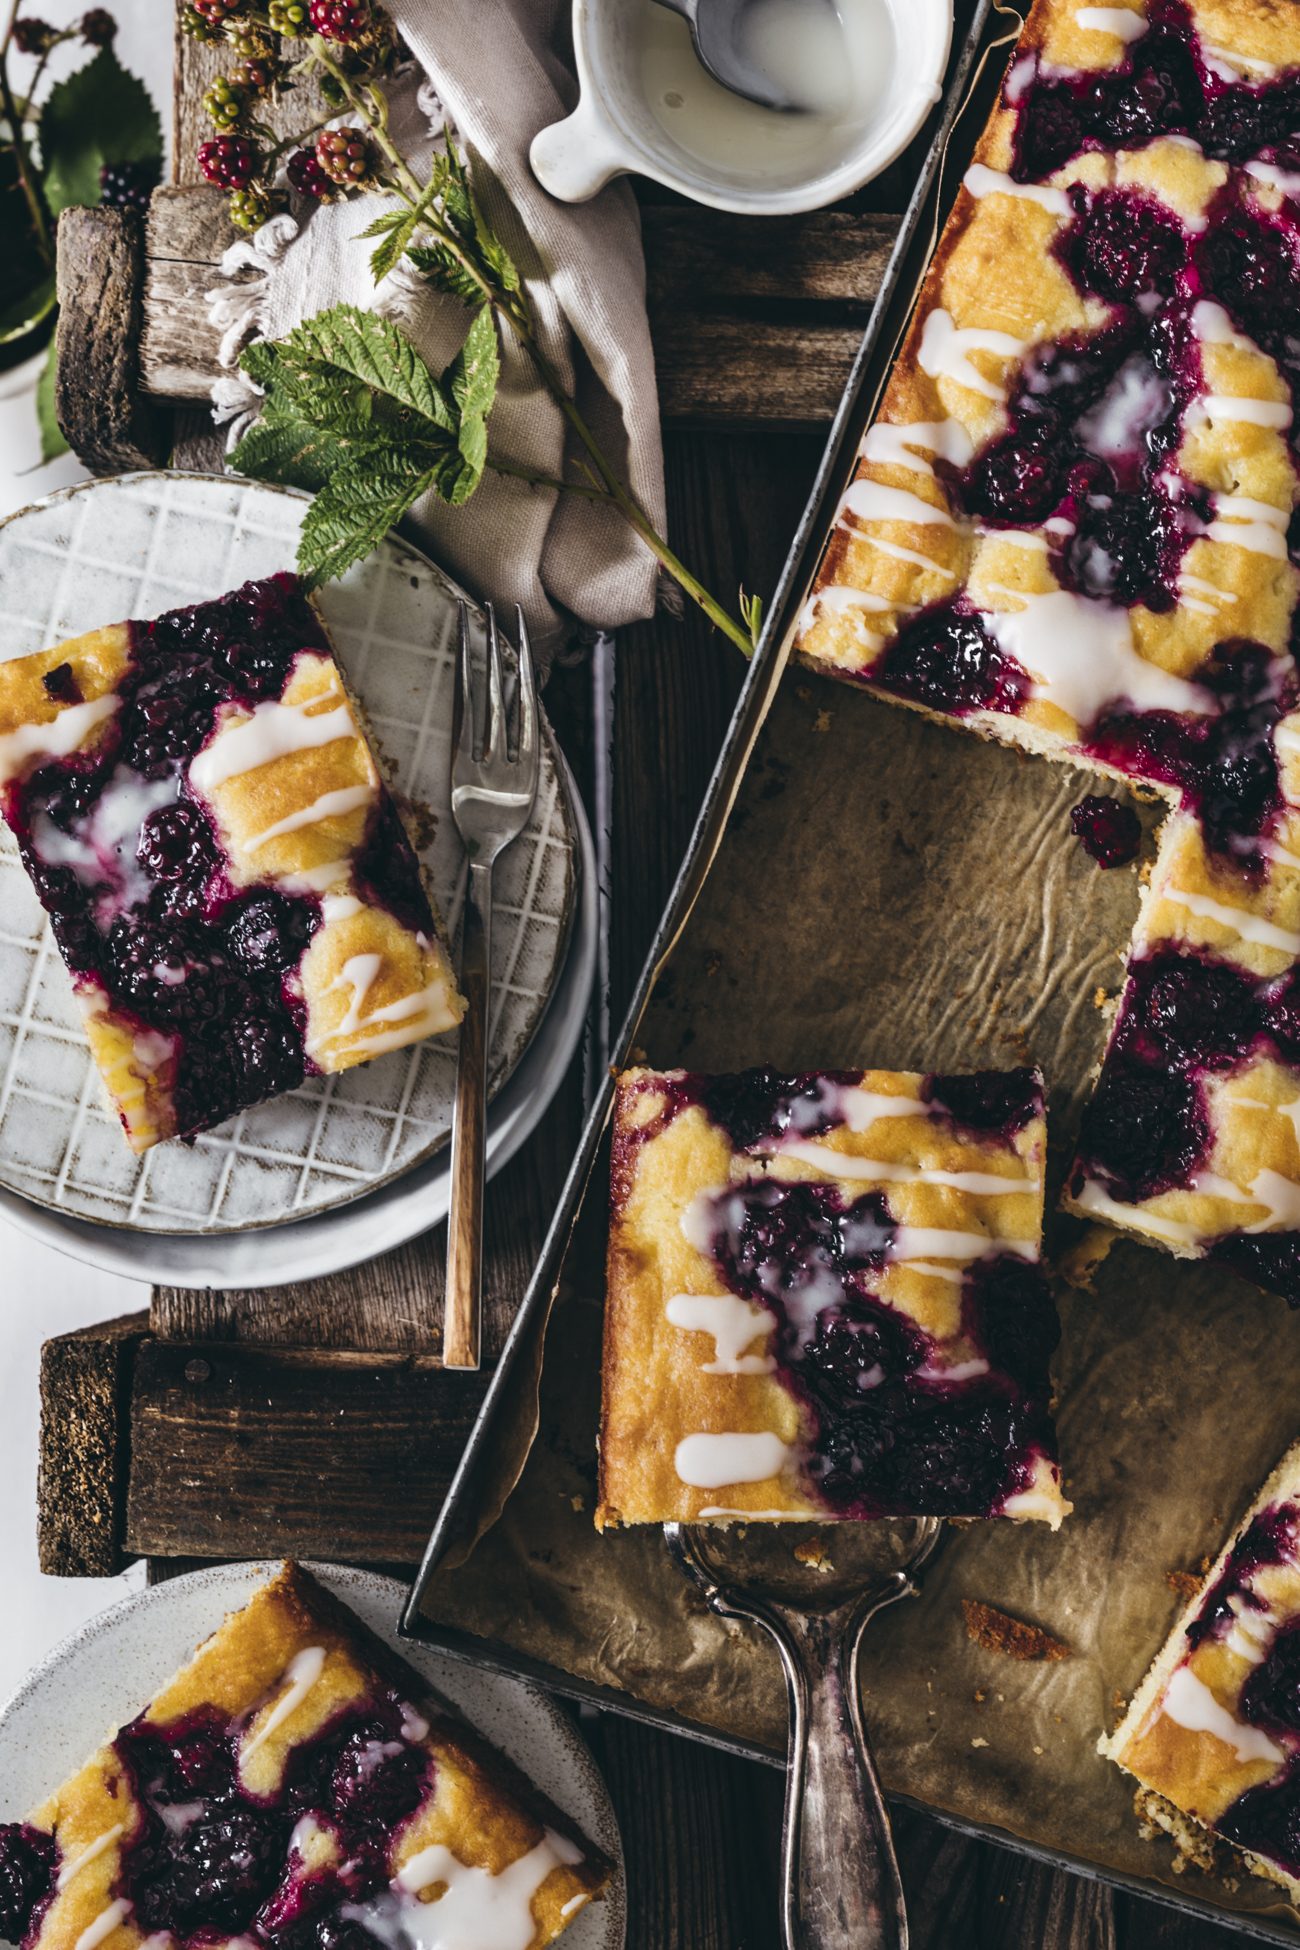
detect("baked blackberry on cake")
(1102, 1441), (1300, 1899)
(0, 575), (464, 1152)
(0, 1563), (608, 1950)
(795, 0), (1300, 1301)
(597, 1065), (1068, 1528)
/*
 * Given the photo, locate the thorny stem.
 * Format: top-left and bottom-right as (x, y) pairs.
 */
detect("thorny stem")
(0, 44), (52, 272)
(303, 38), (755, 654)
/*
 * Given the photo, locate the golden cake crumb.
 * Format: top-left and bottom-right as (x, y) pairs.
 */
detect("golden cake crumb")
(961, 1598), (1071, 1662)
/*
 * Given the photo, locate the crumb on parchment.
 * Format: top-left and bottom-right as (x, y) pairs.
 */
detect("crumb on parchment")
(793, 1535), (832, 1572)
(961, 1598), (1071, 1663)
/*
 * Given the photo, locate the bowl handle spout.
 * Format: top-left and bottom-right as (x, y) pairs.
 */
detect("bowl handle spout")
(530, 102), (633, 203)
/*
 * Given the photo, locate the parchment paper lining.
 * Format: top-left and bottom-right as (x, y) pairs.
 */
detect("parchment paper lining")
(421, 677), (1300, 1936)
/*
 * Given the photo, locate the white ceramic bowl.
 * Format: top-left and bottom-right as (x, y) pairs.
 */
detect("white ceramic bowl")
(531, 0), (952, 215)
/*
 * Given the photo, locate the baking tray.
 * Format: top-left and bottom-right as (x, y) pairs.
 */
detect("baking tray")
(400, 3), (1300, 1938)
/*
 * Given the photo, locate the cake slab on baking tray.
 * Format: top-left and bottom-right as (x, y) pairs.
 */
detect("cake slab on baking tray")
(0, 472), (579, 1238)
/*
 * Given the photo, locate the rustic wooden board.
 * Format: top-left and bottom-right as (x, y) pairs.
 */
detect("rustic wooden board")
(55, 206), (166, 473)
(37, 1310), (148, 1576)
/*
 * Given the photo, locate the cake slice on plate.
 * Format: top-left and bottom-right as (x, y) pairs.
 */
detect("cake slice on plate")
(597, 1065), (1068, 1528)
(0, 1562), (608, 1950)
(1102, 1441), (1300, 1900)
(0, 574), (464, 1152)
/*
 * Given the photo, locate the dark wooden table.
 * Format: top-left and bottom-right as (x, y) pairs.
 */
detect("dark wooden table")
(32, 3), (1270, 1942)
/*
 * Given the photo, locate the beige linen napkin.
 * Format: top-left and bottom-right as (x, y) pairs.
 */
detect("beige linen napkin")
(208, 0), (666, 660)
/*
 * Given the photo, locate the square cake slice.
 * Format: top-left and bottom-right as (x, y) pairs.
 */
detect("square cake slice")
(0, 1562), (608, 1950)
(1102, 1442), (1300, 1901)
(0, 574), (464, 1151)
(597, 1065), (1069, 1528)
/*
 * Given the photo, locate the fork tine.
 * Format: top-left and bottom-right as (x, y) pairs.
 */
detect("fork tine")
(454, 600), (476, 761)
(484, 600), (507, 761)
(514, 605), (538, 778)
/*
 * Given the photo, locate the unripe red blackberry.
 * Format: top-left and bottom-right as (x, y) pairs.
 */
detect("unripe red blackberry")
(198, 135), (257, 189)
(229, 185), (274, 232)
(79, 8), (116, 43)
(181, 5), (220, 40)
(225, 23), (272, 57)
(308, 0), (369, 42)
(315, 126), (370, 186)
(230, 55), (276, 92)
(287, 148), (333, 199)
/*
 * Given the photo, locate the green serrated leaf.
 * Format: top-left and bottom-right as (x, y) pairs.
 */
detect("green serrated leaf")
(40, 47), (162, 217)
(405, 243), (484, 310)
(275, 303), (456, 431)
(468, 186), (520, 294)
(354, 208), (408, 241)
(36, 336), (67, 462)
(445, 304), (497, 495)
(298, 449), (434, 588)
(0, 272), (56, 344)
(231, 415), (393, 492)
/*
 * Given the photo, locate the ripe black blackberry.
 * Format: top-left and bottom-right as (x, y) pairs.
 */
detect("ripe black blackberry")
(98, 160), (160, 212)
(79, 7), (115, 42)
(11, 17), (57, 53)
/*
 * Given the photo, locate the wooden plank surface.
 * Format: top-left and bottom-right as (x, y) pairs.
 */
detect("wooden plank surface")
(37, 1310), (148, 1576)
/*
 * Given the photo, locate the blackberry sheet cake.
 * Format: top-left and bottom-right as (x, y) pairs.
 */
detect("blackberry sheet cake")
(1102, 1441), (1300, 1900)
(0, 573), (464, 1153)
(795, 0), (1300, 1299)
(0, 1563), (609, 1950)
(597, 1065), (1069, 1528)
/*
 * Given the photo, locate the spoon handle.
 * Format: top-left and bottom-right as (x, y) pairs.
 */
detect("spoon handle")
(775, 1601), (908, 1950)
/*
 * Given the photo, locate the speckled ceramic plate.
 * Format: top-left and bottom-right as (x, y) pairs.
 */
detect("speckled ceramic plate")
(0, 1559), (625, 1950)
(0, 473), (577, 1236)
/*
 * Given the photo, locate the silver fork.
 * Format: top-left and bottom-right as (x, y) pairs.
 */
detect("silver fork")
(444, 599), (539, 1370)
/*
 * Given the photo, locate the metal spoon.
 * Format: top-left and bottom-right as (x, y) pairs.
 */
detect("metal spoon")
(665, 1516), (942, 1950)
(653, 0), (839, 112)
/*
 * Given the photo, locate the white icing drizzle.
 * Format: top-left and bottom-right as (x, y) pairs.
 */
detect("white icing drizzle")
(189, 691), (357, 795)
(836, 1086), (932, 1131)
(73, 1901), (132, 1950)
(675, 1431), (791, 1489)
(349, 1828), (584, 1950)
(1160, 1664), (1285, 1765)
(1001, 1481), (1064, 1522)
(776, 1138), (1038, 1195)
(892, 1224), (1038, 1263)
(1162, 885), (1300, 956)
(840, 480), (958, 532)
(321, 892), (364, 925)
(1073, 1178), (1201, 1245)
(1225, 1594), (1278, 1666)
(918, 308), (1027, 403)
(1206, 494), (1290, 561)
(982, 587), (1209, 724)
(900, 1259), (966, 1283)
(1235, 1093), (1300, 1148)
(399, 1703), (430, 1743)
(978, 528), (1048, 552)
(1203, 43), (1280, 82)
(1186, 394), (1293, 432)
(860, 418), (975, 476)
(246, 783), (374, 851)
(698, 1506), (795, 1519)
(57, 1826), (125, 1890)
(963, 163), (1071, 215)
(280, 859), (353, 896)
(1191, 300), (1256, 350)
(1074, 6), (1148, 40)
(309, 966), (458, 1060)
(836, 527), (958, 579)
(666, 1293), (777, 1375)
(1178, 572), (1238, 620)
(796, 586), (889, 651)
(242, 1644), (326, 1761)
(1247, 158), (1300, 199)
(0, 692), (118, 787)
(918, 1354), (990, 1383)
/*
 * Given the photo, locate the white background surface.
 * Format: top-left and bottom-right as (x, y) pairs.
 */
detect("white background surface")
(1, 5), (171, 1698)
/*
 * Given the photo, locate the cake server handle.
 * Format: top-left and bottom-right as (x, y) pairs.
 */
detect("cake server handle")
(773, 1593), (909, 1950)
